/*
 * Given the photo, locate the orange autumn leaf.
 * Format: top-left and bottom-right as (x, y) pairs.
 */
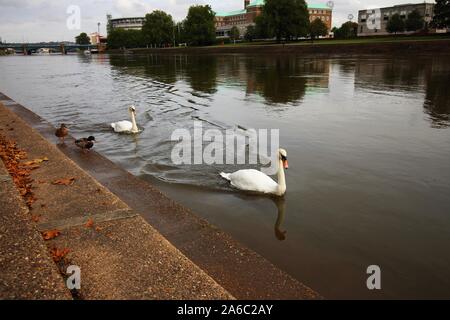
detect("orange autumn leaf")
(50, 247), (70, 262)
(85, 218), (94, 228)
(52, 177), (76, 186)
(42, 229), (61, 240)
(22, 157), (49, 166)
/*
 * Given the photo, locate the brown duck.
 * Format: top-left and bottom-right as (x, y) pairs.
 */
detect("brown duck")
(55, 124), (69, 143)
(75, 136), (96, 153)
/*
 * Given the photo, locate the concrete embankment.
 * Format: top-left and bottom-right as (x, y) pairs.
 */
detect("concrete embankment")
(109, 38), (450, 56)
(0, 93), (321, 299)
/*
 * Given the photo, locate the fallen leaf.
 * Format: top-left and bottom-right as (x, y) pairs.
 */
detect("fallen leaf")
(52, 177), (75, 186)
(95, 226), (103, 232)
(22, 157), (49, 166)
(85, 218), (94, 228)
(31, 215), (41, 222)
(50, 247), (70, 262)
(42, 229), (61, 240)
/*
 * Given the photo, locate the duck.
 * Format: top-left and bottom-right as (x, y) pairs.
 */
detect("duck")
(75, 136), (95, 153)
(220, 148), (289, 196)
(55, 124), (69, 143)
(111, 105), (140, 134)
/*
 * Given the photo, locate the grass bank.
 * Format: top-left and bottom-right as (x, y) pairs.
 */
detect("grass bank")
(108, 34), (450, 55)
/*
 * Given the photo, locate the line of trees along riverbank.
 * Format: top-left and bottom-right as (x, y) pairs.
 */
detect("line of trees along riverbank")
(105, 0), (450, 49)
(107, 0), (329, 49)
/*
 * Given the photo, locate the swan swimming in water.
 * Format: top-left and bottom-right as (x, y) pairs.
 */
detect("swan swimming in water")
(220, 148), (289, 196)
(111, 105), (140, 134)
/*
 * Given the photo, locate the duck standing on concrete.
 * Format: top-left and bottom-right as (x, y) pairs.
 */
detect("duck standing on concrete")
(55, 124), (69, 143)
(75, 136), (96, 153)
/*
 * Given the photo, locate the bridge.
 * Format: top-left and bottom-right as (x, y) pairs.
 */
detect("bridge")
(0, 43), (97, 55)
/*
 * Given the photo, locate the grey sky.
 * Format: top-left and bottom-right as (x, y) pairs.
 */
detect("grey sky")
(0, 0), (435, 43)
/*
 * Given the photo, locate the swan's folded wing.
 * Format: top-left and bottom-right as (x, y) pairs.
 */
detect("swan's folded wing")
(229, 169), (278, 193)
(111, 120), (133, 132)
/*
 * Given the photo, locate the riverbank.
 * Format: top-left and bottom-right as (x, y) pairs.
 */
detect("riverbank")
(0, 93), (320, 299)
(108, 37), (450, 55)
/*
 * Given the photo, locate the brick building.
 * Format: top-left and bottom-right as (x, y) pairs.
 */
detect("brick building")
(215, 0), (333, 37)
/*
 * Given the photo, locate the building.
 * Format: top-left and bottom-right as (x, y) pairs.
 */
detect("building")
(215, 0), (333, 37)
(107, 15), (145, 33)
(357, 2), (435, 36)
(89, 32), (107, 45)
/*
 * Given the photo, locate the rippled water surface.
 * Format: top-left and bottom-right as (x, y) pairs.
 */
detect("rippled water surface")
(1, 53), (449, 299)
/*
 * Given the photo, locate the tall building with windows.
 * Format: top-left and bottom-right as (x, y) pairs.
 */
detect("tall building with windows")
(107, 15), (146, 32)
(357, 2), (435, 36)
(215, 0), (333, 37)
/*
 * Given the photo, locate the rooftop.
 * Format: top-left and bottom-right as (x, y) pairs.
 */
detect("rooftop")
(216, 1), (332, 17)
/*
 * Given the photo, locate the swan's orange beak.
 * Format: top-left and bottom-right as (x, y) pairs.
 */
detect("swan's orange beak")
(283, 159), (289, 169)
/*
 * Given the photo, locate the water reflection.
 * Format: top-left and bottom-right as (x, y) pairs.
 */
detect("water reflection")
(109, 54), (331, 105)
(273, 197), (287, 241)
(424, 73), (450, 128)
(353, 55), (450, 127)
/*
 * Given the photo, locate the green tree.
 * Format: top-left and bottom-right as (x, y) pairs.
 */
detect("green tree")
(263, 0), (310, 42)
(107, 29), (144, 49)
(244, 25), (257, 41)
(142, 10), (175, 47)
(184, 5), (216, 46)
(405, 9), (424, 31)
(75, 32), (91, 45)
(254, 14), (273, 39)
(229, 26), (240, 42)
(386, 13), (405, 34)
(333, 21), (358, 39)
(309, 18), (328, 41)
(432, 0), (450, 29)
(174, 22), (186, 46)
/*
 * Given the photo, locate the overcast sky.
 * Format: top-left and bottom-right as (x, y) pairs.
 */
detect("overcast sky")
(0, 0), (435, 43)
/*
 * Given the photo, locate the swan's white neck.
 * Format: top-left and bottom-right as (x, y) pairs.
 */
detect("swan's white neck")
(276, 158), (286, 196)
(130, 111), (139, 133)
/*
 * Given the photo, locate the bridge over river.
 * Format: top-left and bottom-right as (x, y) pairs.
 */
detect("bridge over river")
(0, 43), (97, 55)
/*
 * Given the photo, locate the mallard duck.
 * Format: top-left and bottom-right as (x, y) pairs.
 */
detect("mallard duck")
(55, 124), (69, 143)
(75, 136), (95, 153)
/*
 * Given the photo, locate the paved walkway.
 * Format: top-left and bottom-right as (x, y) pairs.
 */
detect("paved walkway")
(0, 101), (232, 299)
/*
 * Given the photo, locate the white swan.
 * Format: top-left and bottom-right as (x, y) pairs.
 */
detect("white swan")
(111, 105), (140, 133)
(220, 149), (289, 196)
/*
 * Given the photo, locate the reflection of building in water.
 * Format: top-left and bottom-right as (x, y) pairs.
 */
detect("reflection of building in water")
(354, 58), (428, 91)
(424, 68), (450, 128)
(215, 0), (333, 38)
(244, 57), (330, 104)
(357, 3), (437, 36)
(353, 57), (450, 128)
(111, 54), (331, 105)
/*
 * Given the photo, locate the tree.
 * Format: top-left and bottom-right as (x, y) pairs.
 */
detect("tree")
(333, 21), (358, 39)
(405, 9), (424, 32)
(229, 26), (240, 42)
(244, 25), (257, 41)
(75, 32), (90, 45)
(184, 5), (216, 46)
(309, 18), (328, 41)
(174, 22), (187, 46)
(254, 14), (273, 39)
(432, 0), (450, 29)
(107, 29), (144, 49)
(142, 10), (175, 47)
(386, 13), (405, 34)
(263, 0), (310, 42)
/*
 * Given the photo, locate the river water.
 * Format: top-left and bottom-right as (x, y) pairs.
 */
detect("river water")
(0, 53), (449, 299)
